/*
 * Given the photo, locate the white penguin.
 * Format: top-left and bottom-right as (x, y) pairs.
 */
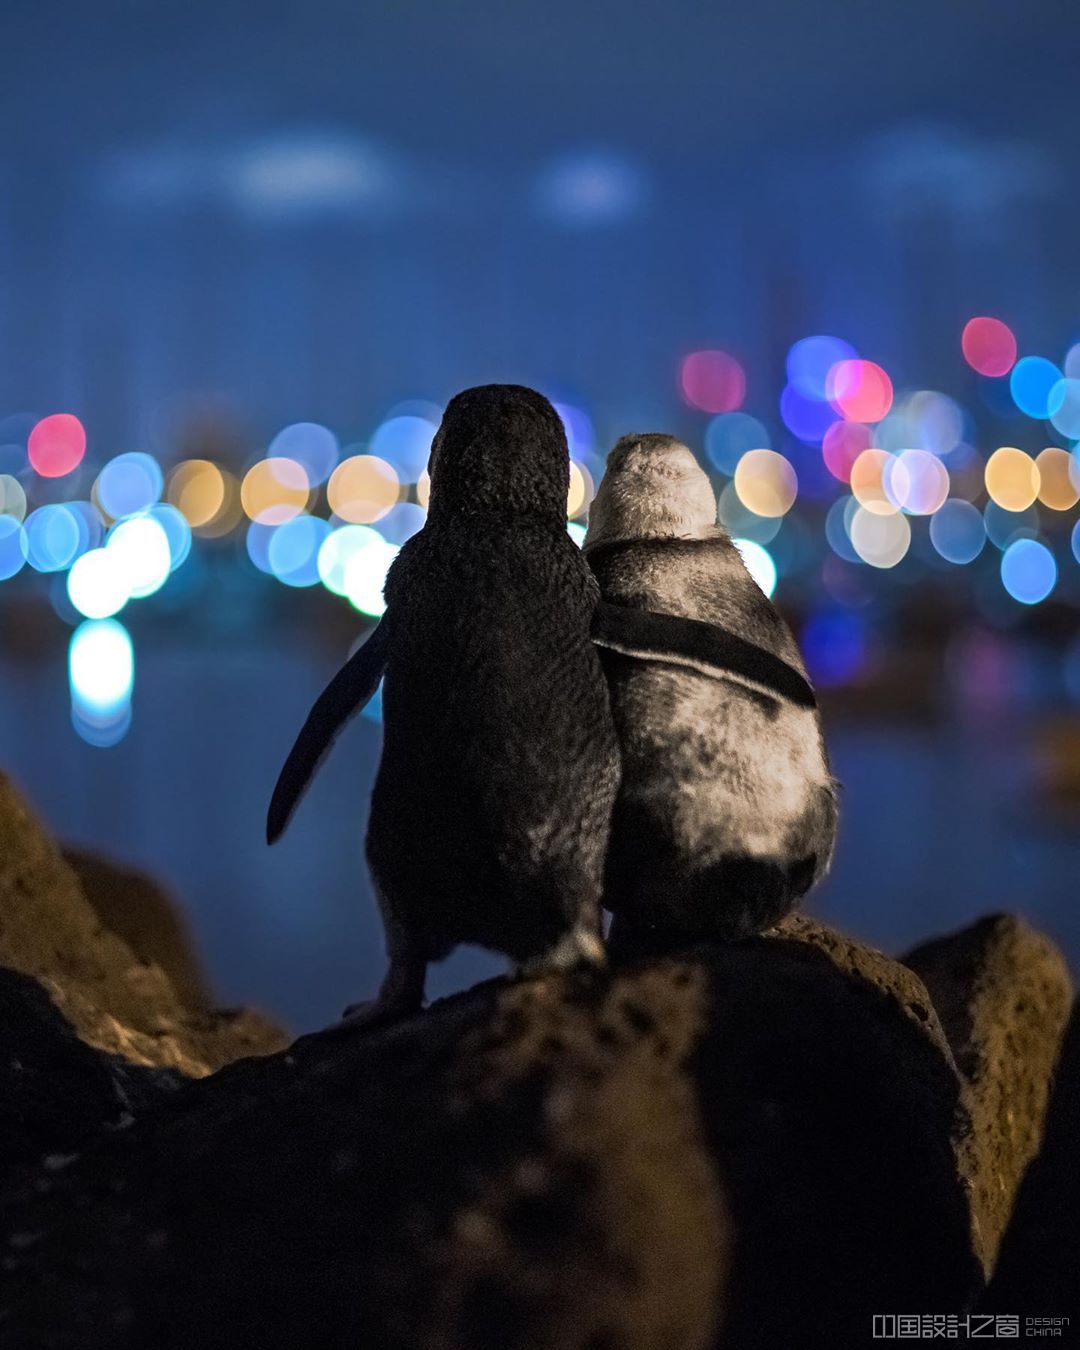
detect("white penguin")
(583, 433), (838, 952)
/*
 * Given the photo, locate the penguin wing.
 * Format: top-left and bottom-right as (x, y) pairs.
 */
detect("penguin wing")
(266, 619), (390, 844)
(592, 601), (817, 709)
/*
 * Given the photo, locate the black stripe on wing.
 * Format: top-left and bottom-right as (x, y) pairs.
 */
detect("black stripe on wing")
(591, 601), (816, 709)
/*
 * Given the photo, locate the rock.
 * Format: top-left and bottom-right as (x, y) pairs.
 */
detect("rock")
(1, 935), (982, 1350)
(0, 773), (287, 1077)
(903, 913), (1074, 1273)
(979, 996), (1080, 1315)
(62, 848), (212, 1013)
(2, 773), (1071, 1346)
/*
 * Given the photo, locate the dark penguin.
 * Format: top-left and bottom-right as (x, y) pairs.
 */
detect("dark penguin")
(583, 433), (838, 953)
(269, 386), (620, 1023)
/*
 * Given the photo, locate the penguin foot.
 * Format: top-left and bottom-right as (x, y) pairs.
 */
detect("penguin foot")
(339, 953), (426, 1030)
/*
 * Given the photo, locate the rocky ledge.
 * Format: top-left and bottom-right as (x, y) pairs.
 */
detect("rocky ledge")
(0, 773), (1074, 1349)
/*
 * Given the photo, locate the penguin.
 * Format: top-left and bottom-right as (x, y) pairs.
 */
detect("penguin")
(582, 433), (838, 954)
(268, 385), (620, 1024)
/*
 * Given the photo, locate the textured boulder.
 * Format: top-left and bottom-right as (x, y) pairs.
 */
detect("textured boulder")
(0, 774), (286, 1077)
(903, 913), (1073, 1273)
(3, 936), (983, 1350)
(980, 995), (1080, 1315)
(62, 848), (212, 1013)
(0, 776), (1074, 1349)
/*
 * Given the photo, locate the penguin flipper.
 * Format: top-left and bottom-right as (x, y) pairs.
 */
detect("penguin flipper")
(591, 601), (816, 709)
(266, 618), (390, 844)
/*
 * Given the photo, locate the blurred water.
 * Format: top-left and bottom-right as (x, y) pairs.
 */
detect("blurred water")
(1, 644), (1076, 1032)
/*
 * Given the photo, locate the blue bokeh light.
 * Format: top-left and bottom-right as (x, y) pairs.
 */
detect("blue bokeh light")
(268, 423), (339, 488)
(370, 415), (436, 482)
(0, 515), (27, 579)
(1009, 356), (1063, 420)
(703, 412), (769, 475)
(95, 452), (164, 519)
(24, 504), (84, 572)
(929, 499), (985, 564)
(267, 514), (331, 587)
(1000, 538), (1056, 604)
(1047, 378), (1080, 440)
(779, 384), (835, 444)
(786, 335), (857, 400)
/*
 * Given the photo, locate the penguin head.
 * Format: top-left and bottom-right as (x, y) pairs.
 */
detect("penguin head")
(584, 434), (719, 548)
(426, 385), (569, 526)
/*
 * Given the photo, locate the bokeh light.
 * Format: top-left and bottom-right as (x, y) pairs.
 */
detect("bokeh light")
(907, 390), (965, 456)
(0, 474), (27, 522)
(67, 548), (129, 619)
(317, 524), (384, 596)
(1009, 356), (1062, 420)
(786, 336), (856, 400)
(984, 501), (1039, 552)
(106, 515), (172, 598)
(0, 516), (27, 580)
(27, 414), (86, 478)
(268, 422), (339, 487)
(679, 350), (746, 414)
(69, 617), (133, 746)
(883, 449), (949, 515)
(780, 384), (836, 443)
(1047, 378), (1080, 440)
(344, 535), (399, 616)
(961, 317), (1017, 377)
(1000, 538), (1056, 605)
(733, 449), (797, 517)
(703, 412), (770, 475)
(24, 505), (83, 572)
(554, 402), (596, 460)
(849, 505), (911, 568)
(375, 502), (425, 545)
(327, 455), (400, 524)
(984, 447), (1039, 511)
(370, 414), (437, 482)
(567, 461), (594, 518)
(849, 449), (896, 515)
(95, 452), (164, 519)
(245, 522), (276, 575)
(826, 360), (893, 423)
(929, 500), (985, 564)
(566, 520), (587, 547)
(821, 421), (871, 483)
(267, 515), (331, 587)
(241, 457), (310, 525)
(168, 459), (227, 528)
(824, 495), (860, 563)
(146, 503), (193, 571)
(1035, 447), (1079, 511)
(732, 538), (777, 597)
(717, 482), (782, 545)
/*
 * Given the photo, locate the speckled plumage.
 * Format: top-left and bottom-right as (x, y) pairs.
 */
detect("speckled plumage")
(360, 386), (621, 1017)
(584, 434), (838, 949)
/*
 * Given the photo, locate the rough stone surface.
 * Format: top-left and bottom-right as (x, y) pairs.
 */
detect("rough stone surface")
(0, 774), (287, 1076)
(1, 777), (1073, 1348)
(1, 937), (983, 1350)
(979, 996), (1080, 1317)
(62, 848), (212, 1012)
(903, 913), (1074, 1273)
